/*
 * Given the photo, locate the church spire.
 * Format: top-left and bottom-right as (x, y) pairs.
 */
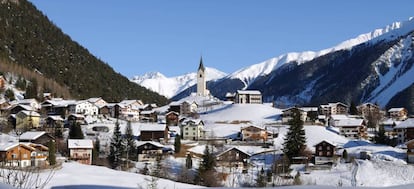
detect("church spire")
(198, 56), (205, 72)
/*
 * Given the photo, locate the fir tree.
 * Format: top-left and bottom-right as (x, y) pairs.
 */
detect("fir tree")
(283, 108), (306, 161)
(349, 101), (358, 115)
(68, 122), (84, 139)
(375, 124), (387, 144)
(123, 121), (136, 160)
(200, 145), (215, 172)
(47, 140), (56, 165)
(25, 78), (38, 99)
(108, 119), (123, 169)
(174, 134), (181, 153)
(185, 153), (193, 169)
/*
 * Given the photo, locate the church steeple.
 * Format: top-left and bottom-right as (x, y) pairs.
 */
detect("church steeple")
(198, 56), (205, 72)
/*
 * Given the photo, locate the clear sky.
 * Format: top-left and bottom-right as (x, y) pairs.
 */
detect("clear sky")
(29, 0), (414, 78)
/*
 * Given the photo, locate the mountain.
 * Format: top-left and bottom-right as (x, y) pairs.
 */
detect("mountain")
(0, 0), (168, 104)
(132, 67), (226, 98)
(174, 17), (414, 113)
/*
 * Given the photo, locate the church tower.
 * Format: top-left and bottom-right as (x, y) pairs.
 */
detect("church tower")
(197, 57), (208, 96)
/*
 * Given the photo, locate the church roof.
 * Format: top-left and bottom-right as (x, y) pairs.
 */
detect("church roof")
(198, 57), (205, 71)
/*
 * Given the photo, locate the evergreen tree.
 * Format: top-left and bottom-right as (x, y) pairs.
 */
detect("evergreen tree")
(108, 119), (123, 169)
(375, 124), (387, 144)
(342, 149), (348, 162)
(92, 138), (100, 165)
(349, 101), (358, 115)
(47, 140), (56, 166)
(68, 122), (84, 139)
(25, 78), (38, 99)
(255, 167), (266, 187)
(123, 121), (136, 160)
(4, 88), (15, 101)
(283, 108), (306, 161)
(185, 153), (193, 169)
(200, 145), (215, 172)
(174, 134), (181, 153)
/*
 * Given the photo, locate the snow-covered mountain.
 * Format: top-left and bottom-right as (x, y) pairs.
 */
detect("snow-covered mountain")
(173, 17), (414, 113)
(131, 67), (226, 98)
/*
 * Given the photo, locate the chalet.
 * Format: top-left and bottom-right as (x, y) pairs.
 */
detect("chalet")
(334, 118), (367, 139)
(87, 97), (107, 108)
(319, 102), (348, 116)
(181, 101), (198, 116)
(8, 104), (34, 115)
(388, 108), (408, 121)
(41, 98), (75, 117)
(168, 102), (181, 115)
(225, 92), (236, 102)
(136, 141), (167, 162)
(68, 100), (98, 116)
(241, 125), (269, 142)
(15, 110), (41, 131)
(406, 139), (414, 163)
(394, 118), (414, 144)
(216, 147), (250, 167)
(180, 119), (204, 140)
(45, 115), (65, 136)
(19, 131), (55, 146)
(116, 99), (143, 121)
(139, 124), (169, 142)
(68, 139), (93, 165)
(11, 99), (41, 111)
(98, 105), (111, 116)
(281, 107), (306, 123)
(357, 103), (380, 118)
(0, 142), (48, 167)
(67, 114), (86, 126)
(235, 90), (262, 104)
(314, 140), (337, 165)
(166, 111), (180, 126)
(140, 110), (157, 123)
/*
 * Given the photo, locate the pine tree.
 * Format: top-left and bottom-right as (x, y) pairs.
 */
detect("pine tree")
(25, 78), (38, 99)
(283, 108), (306, 161)
(185, 153), (193, 169)
(375, 124), (387, 144)
(108, 119), (123, 169)
(123, 121), (136, 160)
(349, 101), (358, 115)
(47, 140), (56, 166)
(174, 134), (181, 153)
(200, 145), (215, 172)
(68, 122), (84, 139)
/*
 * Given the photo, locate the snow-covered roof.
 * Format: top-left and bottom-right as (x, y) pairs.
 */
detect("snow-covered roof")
(11, 104), (35, 111)
(135, 141), (165, 148)
(68, 139), (93, 149)
(300, 107), (318, 112)
(87, 97), (104, 104)
(314, 140), (338, 147)
(19, 131), (47, 140)
(394, 118), (414, 129)
(237, 90), (261, 95)
(181, 118), (203, 125)
(17, 110), (41, 117)
(330, 114), (350, 120)
(47, 115), (64, 121)
(336, 119), (364, 127)
(388, 108), (405, 112)
(141, 110), (155, 114)
(140, 124), (167, 131)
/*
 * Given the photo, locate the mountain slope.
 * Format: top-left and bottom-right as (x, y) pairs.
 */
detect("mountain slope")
(174, 17), (414, 113)
(132, 67), (226, 98)
(0, 0), (168, 104)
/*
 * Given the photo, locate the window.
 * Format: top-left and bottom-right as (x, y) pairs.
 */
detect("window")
(193, 128), (196, 130)
(318, 146), (322, 150)
(11, 154), (17, 159)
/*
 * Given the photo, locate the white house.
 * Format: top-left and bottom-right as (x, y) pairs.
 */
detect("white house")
(235, 90), (262, 104)
(68, 100), (99, 116)
(180, 119), (205, 140)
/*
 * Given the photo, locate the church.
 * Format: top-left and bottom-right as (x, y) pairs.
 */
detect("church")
(196, 57), (209, 96)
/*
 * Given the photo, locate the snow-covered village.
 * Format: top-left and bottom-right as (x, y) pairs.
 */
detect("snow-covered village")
(0, 58), (414, 189)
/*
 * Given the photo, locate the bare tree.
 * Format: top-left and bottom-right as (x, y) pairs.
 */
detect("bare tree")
(0, 166), (55, 189)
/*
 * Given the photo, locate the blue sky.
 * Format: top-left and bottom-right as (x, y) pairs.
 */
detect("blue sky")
(30, 0), (414, 78)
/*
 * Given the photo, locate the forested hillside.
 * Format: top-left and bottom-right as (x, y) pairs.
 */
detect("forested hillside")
(0, 0), (168, 104)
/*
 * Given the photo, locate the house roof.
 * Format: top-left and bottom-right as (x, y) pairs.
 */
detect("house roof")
(140, 124), (167, 132)
(19, 131), (47, 140)
(17, 110), (41, 117)
(388, 108), (406, 112)
(241, 125), (266, 131)
(394, 118), (414, 129)
(314, 140), (337, 147)
(68, 139), (93, 149)
(237, 90), (261, 95)
(181, 119), (204, 126)
(47, 115), (64, 121)
(0, 142), (34, 151)
(135, 141), (165, 148)
(10, 104), (35, 111)
(335, 119), (364, 127)
(166, 111), (179, 116)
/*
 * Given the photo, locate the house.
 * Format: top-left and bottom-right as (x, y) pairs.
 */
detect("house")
(41, 98), (75, 117)
(319, 102), (348, 116)
(116, 99), (143, 121)
(45, 115), (65, 136)
(314, 140), (337, 165)
(67, 114), (86, 126)
(140, 110), (158, 123)
(180, 119), (204, 140)
(8, 104), (35, 115)
(68, 100), (99, 116)
(0, 142), (48, 167)
(388, 108), (408, 121)
(225, 92), (236, 102)
(180, 101), (198, 116)
(68, 139), (93, 165)
(15, 110), (41, 131)
(11, 99), (41, 111)
(334, 118), (367, 139)
(406, 139), (414, 163)
(19, 131), (55, 146)
(281, 107), (306, 123)
(394, 118), (414, 144)
(136, 141), (166, 162)
(139, 124), (169, 142)
(241, 125), (269, 142)
(357, 103), (380, 118)
(235, 90), (262, 104)
(87, 97), (107, 108)
(216, 147), (250, 167)
(166, 111), (180, 126)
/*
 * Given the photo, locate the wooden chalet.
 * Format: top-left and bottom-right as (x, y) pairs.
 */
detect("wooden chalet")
(314, 140), (337, 165)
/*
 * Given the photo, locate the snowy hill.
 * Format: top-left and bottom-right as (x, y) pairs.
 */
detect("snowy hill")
(131, 67), (226, 98)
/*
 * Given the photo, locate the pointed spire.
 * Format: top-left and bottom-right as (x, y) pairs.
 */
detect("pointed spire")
(198, 56), (205, 72)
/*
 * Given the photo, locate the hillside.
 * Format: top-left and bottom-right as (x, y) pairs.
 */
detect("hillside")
(171, 17), (414, 113)
(0, 0), (168, 104)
